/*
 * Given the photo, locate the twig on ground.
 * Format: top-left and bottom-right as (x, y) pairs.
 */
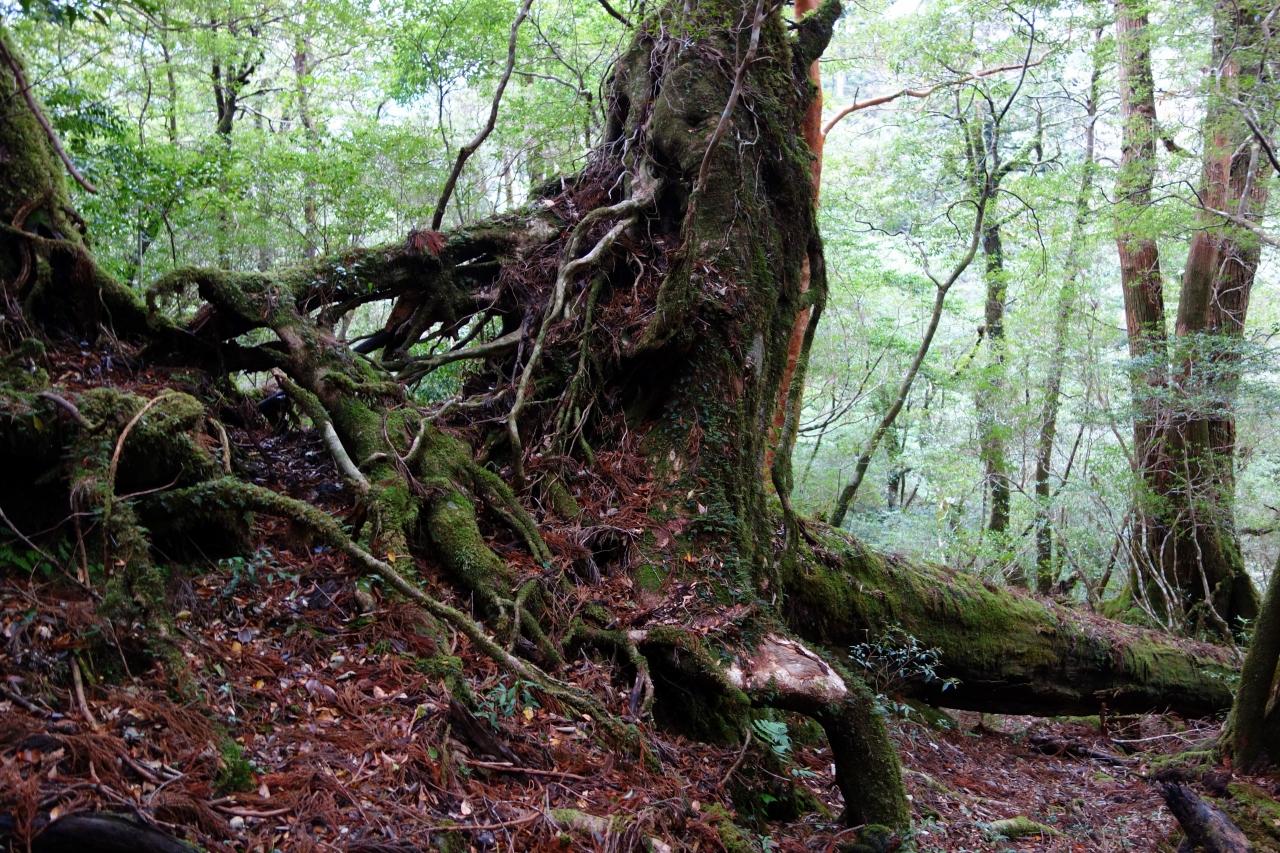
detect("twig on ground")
(70, 653), (99, 731)
(718, 726), (752, 789)
(460, 759), (589, 781)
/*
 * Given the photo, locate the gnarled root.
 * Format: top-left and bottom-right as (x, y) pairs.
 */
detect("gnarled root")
(623, 627), (910, 830)
(159, 477), (641, 752)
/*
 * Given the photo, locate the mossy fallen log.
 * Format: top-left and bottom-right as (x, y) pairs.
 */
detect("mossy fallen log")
(783, 528), (1239, 717)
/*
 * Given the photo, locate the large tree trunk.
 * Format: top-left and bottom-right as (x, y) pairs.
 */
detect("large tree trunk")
(1115, 0), (1267, 635)
(1113, 0), (1174, 615)
(1143, 0), (1268, 634)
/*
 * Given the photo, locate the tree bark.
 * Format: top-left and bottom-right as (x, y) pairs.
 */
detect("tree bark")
(765, 0), (828, 478)
(1135, 0), (1269, 634)
(1227, 554), (1280, 769)
(1160, 783), (1252, 853)
(1113, 0), (1172, 617)
(976, 218), (1011, 537)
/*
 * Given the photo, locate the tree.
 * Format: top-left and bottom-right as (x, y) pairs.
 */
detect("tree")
(0, 3), (1245, 844)
(1115, 0), (1271, 634)
(1033, 28), (1101, 593)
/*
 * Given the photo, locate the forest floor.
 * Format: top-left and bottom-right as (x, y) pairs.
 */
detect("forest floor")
(1, 349), (1277, 853)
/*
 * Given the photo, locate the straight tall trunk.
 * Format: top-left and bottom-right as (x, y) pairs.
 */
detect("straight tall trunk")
(1034, 39), (1100, 593)
(1113, 0), (1176, 617)
(976, 219), (1011, 536)
(294, 30), (321, 259)
(1137, 0), (1268, 633)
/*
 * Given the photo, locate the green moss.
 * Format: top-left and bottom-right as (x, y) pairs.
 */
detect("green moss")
(544, 477), (581, 519)
(424, 486), (514, 608)
(778, 525), (1237, 714)
(901, 699), (957, 730)
(704, 804), (758, 853)
(550, 808), (630, 836)
(215, 738), (256, 794)
(1145, 748), (1218, 775)
(982, 816), (1062, 840)
(1222, 783), (1280, 849)
(430, 827), (466, 853)
(836, 825), (904, 853)
(636, 563), (668, 592)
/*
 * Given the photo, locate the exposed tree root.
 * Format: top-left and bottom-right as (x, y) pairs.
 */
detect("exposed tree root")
(159, 477), (641, 752)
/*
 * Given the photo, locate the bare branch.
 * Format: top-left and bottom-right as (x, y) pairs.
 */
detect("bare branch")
(821, 55), (1047, 137)
(595, 0), (633, 26)
(430, 0), (534, 230)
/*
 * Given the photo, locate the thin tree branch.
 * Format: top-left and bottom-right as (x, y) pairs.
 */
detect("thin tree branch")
(820, 55), (1047, 137)
(595, 0), (633, 26)
(429, 0), (534, 230)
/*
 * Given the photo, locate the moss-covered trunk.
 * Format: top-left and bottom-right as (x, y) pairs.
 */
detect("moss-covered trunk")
(1227, 552), (1280, 769)
(786, 529), (1239, 717)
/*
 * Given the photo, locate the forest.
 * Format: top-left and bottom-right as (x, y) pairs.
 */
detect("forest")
(3, 0), (1280, 847)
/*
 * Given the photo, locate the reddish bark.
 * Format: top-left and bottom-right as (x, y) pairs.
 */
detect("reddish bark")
(765, 0), (823, 476)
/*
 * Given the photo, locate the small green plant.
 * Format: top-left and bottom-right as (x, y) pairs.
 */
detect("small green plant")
(751, 719), (791, 759)
(218, 547), (292, 595)
(479, 678), (540, 728)
(849, 625), (960, 717)
(0, 535), (74, 580)
(215, 739), (258, 793)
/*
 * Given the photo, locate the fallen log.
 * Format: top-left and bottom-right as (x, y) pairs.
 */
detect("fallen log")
(3, 812), (197, 853)
(1159, 782), (1252, 853)
(783, 529), (1240, 717)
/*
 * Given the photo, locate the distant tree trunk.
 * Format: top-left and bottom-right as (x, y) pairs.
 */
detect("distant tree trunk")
(1133, 0), (1268, 633)
(210, 28), (258, 267)
(976, 218), (1011, 536)
(294, 30), (321, 259)
(1034, 37), (1099, 593)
